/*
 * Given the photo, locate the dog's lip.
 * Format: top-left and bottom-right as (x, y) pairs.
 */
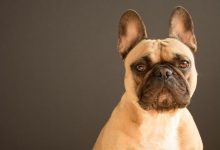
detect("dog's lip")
(143, 88), (172, 101)
(141, 86), (168, 97)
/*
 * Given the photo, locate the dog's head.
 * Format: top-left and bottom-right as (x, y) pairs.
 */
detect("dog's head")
(117, 7), (197, 111)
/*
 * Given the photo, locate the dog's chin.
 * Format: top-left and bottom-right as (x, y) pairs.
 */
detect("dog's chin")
(138, 88), (190, 111)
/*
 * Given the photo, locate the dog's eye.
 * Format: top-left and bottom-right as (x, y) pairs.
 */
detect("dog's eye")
(136, 64), (146, 72)
(178, 60), (190, 69)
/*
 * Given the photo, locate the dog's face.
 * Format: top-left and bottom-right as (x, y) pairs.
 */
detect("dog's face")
(118, 7), (197, 111)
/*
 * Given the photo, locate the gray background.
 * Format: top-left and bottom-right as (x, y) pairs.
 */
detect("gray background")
(1, 0), (219, 149)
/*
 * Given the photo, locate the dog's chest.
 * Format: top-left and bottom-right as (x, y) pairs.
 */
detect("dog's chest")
(139, 113), (180, 150)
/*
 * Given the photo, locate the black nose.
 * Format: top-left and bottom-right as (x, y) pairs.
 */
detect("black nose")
(154, 67), (173, 80)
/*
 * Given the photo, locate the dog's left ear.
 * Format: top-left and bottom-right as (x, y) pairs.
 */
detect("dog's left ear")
(169, 6), (197, 53)
(118, 10), (147, 59)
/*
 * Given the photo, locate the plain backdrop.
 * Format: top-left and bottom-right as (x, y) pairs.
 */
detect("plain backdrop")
(1, 0), (220, 149)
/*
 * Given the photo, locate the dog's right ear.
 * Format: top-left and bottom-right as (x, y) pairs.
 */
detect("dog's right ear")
(117, 10), (147, 59)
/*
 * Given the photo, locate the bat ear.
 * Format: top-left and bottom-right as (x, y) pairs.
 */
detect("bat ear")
(117, 10), (148, 59)
(169, 6), (197, 53)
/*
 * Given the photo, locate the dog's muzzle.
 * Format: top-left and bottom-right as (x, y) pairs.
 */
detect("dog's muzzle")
(138, 64), (190, 111)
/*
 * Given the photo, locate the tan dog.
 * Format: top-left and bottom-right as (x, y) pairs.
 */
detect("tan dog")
(93, 6), (203, 150)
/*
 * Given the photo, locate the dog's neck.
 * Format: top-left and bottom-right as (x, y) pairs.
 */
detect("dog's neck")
(120, 92), (181, 125)
(118, 93), (182, 149)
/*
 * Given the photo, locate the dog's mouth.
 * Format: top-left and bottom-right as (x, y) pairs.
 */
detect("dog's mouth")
(139, 87), (189, 111)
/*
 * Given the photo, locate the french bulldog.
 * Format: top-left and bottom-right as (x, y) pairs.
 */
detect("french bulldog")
(93, 6), (203, 150)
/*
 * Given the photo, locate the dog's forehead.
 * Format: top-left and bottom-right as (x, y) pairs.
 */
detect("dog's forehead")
(125, 38), (194, 66)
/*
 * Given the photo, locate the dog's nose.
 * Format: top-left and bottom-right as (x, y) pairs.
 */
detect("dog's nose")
(154, 67), (173, 80)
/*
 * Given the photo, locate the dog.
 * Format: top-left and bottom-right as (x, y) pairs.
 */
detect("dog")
(93, 6), (203, 150)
